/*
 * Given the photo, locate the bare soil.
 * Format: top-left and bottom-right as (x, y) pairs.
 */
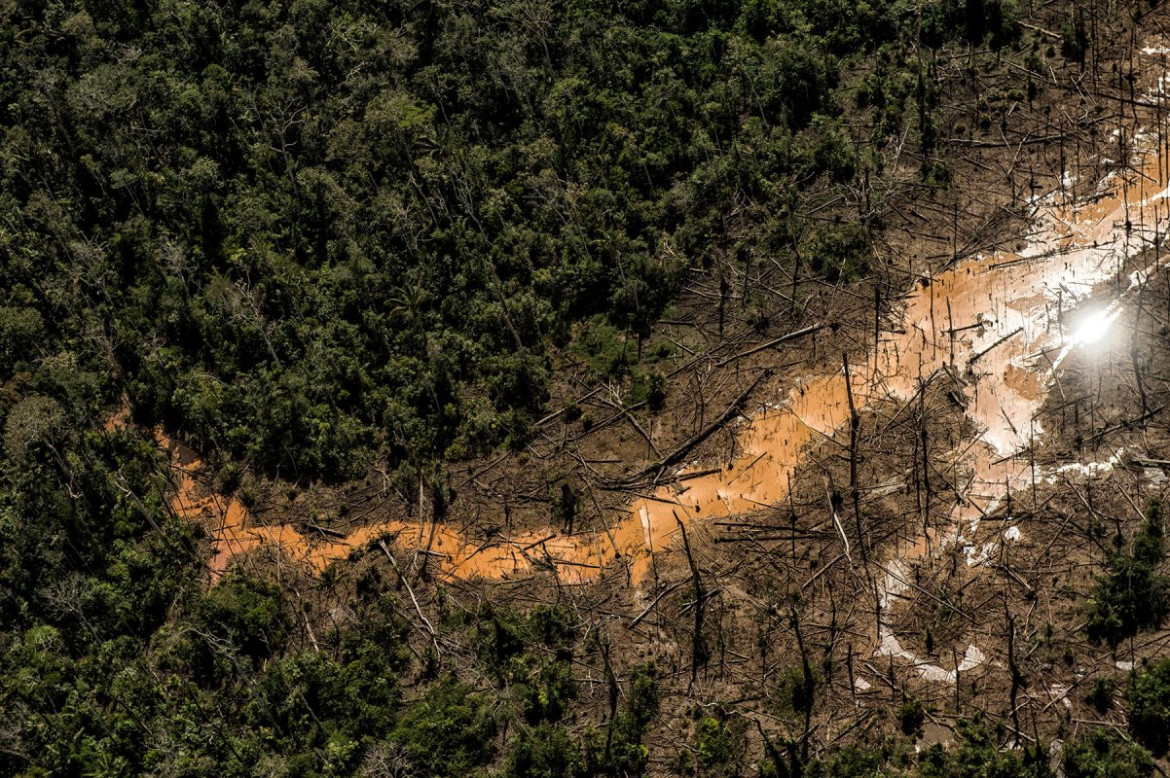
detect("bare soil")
(152, 4), (1170, 771)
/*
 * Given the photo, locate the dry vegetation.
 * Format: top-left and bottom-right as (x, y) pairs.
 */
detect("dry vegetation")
(165, 4), (1170, 774)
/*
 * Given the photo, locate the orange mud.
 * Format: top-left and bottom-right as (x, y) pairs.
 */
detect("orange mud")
(158, 429), (619, 583)
(632, 128), (1170, 581)
(156, 121), (1170, 588)
(868, 118), (1170, 680)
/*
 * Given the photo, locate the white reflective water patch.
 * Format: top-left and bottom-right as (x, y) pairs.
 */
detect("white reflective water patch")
(964, 541), (998, 567)
(1048, 449), (1126, 483)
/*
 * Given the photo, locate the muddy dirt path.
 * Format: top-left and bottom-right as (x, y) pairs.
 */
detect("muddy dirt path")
(166, 57), (1170, 618)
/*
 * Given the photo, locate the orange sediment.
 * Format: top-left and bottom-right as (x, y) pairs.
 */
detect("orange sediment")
(160, 429), (615, 583)
(161, 127), (1170, 588)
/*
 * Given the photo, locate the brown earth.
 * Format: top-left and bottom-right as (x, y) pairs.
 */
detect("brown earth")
(127, 6), (1170, 771)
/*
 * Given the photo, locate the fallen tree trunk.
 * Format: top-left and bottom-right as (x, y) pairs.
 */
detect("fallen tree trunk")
(616, 369), (772, 485)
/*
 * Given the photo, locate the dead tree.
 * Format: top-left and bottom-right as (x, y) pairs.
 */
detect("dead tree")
(676, 513), (708, 691)
(843, 352), (868, 564)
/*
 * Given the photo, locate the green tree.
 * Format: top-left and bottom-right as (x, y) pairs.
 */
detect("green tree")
(1128, 659), (1170, 756)
(1064, 729), (1153, 778)
(1085, 502), (1170, 647)
(389, 678), (498, 778)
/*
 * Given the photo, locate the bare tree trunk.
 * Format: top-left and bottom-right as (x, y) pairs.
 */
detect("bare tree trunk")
(1132, 278), (1149, 415)
(1006, 605), (1025, 740)
(790, 605), (815, 765)
(597, 629), (620, 762)
(676, 513), (707, 691)
(843, 353), (867, 563)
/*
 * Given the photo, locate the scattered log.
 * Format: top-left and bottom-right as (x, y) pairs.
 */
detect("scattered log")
(967, 326), (1023, 368)
(378, 540), (440, 654)
(1085, 404), (1164, 444)
(618, 369), (773, 485)
(714, 324), (826, 368)
(627, 581), (685, 629)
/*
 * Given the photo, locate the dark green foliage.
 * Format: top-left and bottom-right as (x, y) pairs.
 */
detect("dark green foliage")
(677, 715), (746, 777)
(0, 0), (995, 483)
(528, 603), (578, 648)
(0, 419), (201, 776)
(917, 718), (1052, 778)
(574, 318), (637, 380)
(898, 698), (925, 736)
(623, 664), (661, 732)
(248, 639), (406, 751)
(807, 743), (906, 777)
(775, 664), (819, 715)
(0, 420), (193, 639)
(504, 724), (589, 778)
(503, 675), (661, 778)
(473, 605), (579, 724)
(586, 664), (659, 777)
(390, 678), (498, 778)
(1085, 501), (1170, 647)
(1084, 676), (1115, 715)
(963, 0), (1021, 47)
(194, 573), (289, 662)
(806, 221), (870, 284)
(476, 606), (529, 683)
(1064, 729), (1154, 778)
(1061, 7), (1091, 64)
(629, 368), (668, 411)
(1127, 658), (1170, 756)
(0, 306), (45, 374)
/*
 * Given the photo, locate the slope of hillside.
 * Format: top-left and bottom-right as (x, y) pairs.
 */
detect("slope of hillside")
(4, 0), (1170, 776)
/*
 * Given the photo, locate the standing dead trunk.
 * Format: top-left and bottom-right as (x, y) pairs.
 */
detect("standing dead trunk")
(843, 353), (867, 563)
(676, 513), (707, 690)
(597, 629), (620, 762)
(1132, 279), (1149, 415)
(790, 605), (816, 765)
(920, 388), (931, 533)
(1006, 605), (1025, 739)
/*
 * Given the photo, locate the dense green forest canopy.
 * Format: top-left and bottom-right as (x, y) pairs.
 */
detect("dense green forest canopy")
(0, 0), (1011, 483)
(12, 1), (1163, 777)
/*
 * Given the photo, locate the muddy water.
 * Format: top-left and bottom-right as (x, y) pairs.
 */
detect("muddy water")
(168, 89), (1170, 631)
(628, 131), (1170, 589)
(161, 430), (615, 582)
(162, 368), (865, 583)
(864, 137), (1170, 679)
